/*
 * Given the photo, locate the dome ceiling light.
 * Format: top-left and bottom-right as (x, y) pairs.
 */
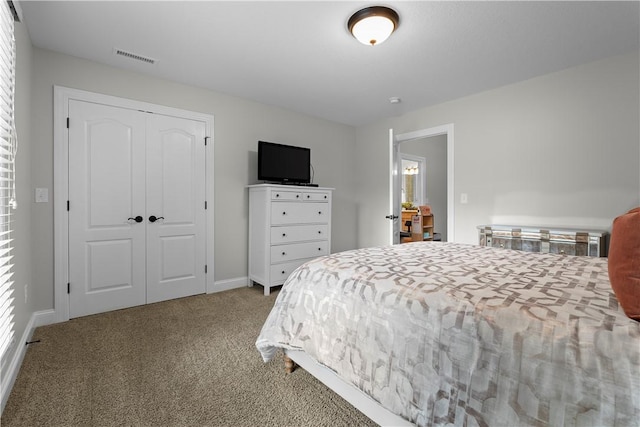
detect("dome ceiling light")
(348, 6), (399, 46)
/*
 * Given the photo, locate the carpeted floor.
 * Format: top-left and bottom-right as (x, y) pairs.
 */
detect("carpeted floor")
(1, 287), (377, 426)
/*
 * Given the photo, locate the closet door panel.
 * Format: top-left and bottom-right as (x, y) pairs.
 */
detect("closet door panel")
(146, 114), (206, 303)
(68, 100), (146, 318)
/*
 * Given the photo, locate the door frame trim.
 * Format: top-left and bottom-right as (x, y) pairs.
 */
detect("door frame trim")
(53, 86), (215, 322)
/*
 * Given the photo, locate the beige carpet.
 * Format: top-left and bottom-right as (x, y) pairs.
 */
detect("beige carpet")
(1, 287), (377, 426)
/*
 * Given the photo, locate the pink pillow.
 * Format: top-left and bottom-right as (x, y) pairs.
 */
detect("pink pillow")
(608, 207), (640, 321)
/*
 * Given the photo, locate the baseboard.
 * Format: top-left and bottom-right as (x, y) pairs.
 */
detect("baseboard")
(208, 276), (249, 293)
(0, 309), (53, 413)
(33, 309), (57, 328)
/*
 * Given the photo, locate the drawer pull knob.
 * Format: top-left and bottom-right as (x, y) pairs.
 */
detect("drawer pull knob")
(318, 230), (321, 234)
(318, 211), (322, 215)
(282, 233), (286, 237)
(281, 270), (286, 274)
(307, 195), (311, 198)
(324, 195), (327, 199)
(275, 194), (280, 198)
(296, 194), (299, 198)
(282, 212), (287, 215)
(282, 252), (286, 256)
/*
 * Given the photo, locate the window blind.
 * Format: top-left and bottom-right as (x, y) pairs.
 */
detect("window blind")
(0, 0), (17, 361)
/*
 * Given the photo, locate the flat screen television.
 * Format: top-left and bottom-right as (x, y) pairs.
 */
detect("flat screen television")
(258, 141), (311, 184)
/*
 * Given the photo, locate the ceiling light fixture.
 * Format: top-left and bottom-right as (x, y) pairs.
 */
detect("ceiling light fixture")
(348, 6), (399, 46)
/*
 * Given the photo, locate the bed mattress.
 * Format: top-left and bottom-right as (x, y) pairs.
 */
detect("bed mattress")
(256, 242), (640, 426)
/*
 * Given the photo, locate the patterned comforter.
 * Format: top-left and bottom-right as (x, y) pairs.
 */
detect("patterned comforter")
(255, 242), (640, 426)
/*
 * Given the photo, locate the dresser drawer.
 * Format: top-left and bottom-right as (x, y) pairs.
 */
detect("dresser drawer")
(270, 241), (329, 263)
(269, 259), (309, 285)
(271, 190), (303, 201)
(302, 191), (331, 201)
(271, 224), (329, 244)
(271, 202), (329, 225)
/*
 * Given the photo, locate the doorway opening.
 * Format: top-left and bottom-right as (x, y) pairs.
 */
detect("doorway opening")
(389, 124), (454, 245)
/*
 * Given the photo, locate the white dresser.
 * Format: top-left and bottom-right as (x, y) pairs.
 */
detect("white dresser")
(248, 184), (333, 295)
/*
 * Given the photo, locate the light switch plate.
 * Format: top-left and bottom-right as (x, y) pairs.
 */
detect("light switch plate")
(35, 188), (49, 203)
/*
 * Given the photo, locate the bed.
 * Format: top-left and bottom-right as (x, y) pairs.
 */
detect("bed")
(255, 242), (640, 426)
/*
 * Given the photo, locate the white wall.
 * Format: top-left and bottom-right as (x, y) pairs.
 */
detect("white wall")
(15, 33), (640, 329)
(29, 48), (357, 312)
(355, 52), (640, 247)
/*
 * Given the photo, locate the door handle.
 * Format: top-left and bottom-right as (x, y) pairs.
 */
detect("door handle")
(127, 216), (143, 223)
(148, 215), (164, 223)
(385, 215), (398, 220)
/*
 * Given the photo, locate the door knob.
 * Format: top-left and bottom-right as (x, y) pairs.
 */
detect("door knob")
(127, 216), (143, 223)
(148, 215), (164, 223)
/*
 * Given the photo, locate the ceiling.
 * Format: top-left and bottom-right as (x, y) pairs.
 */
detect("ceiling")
(19, 1), (640, 127)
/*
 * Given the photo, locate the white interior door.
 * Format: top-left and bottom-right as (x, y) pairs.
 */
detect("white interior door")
(68, 100), (147, 318)
(146, 114), (206, 303)
(68, 101), (206, 318)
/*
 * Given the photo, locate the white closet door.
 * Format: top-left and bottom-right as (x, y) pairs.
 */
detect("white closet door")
(145, 114), (206, 303)
(68, 100), (147, 318)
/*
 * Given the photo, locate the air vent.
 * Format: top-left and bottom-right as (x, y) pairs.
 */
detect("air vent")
(114, 48), (157, 65)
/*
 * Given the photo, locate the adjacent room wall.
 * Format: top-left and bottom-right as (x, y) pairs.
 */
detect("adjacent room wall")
(399, 135), (448, 242)
(30, 47), (357, 312)
(355, 51), (640, 247)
